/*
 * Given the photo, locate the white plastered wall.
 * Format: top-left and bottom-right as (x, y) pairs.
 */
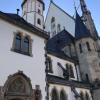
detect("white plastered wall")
(0, 19), (46, 100)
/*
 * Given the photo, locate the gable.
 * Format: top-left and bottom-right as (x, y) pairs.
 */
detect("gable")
(45, 1), (75, 37)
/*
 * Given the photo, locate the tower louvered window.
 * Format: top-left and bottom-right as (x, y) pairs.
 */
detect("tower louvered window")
(60, 90), (67, 100)
(86, 42), (91, 51)
(51, 89), (58, 100)
(79, 43), (82, 53)
(80, 92), (85, 100)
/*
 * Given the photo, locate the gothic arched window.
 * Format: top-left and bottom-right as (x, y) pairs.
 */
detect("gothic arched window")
(37, 18), (41, 25)
(86, 92), (91, 100)
(23, 37), (29, 53)
(15, 34), (21, 51)
(51, 17), (55, 23)
(60, 90), (67, 100)
(80, 92), (85, 100)
(86, 42), (91, 51)
(51, 88), (59, 100)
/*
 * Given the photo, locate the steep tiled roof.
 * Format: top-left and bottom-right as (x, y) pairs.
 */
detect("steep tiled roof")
(46, 29), (76, 63)
(47, 29), (74, 50)
(0, 11), (49, 39)
(75, 12), (92, 40)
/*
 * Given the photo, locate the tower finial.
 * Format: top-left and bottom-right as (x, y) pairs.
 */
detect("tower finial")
(80, 0), (88, 13)
(80, 0), (98, 39)
(73, 0), (77, 11)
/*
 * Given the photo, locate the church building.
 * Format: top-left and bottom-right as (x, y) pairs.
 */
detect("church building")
(0, 0), (100, 100)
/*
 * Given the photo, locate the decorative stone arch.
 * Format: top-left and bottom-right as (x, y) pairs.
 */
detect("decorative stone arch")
(3, 71), (33, 100)
(60, 89), (67, 100)
(51, 87), (59, 100)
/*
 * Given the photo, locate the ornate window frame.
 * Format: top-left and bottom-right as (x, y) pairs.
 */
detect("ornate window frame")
(11, 31), (33, 57)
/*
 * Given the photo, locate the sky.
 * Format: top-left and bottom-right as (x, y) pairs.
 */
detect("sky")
(0, 0), (100, 34)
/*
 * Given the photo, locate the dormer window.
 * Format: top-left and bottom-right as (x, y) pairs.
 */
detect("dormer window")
(51, 17), (56, 37)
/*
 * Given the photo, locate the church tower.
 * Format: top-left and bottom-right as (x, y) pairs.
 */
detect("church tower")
(75, 12), (100, 82)
(21, 0), (45, 29)
(80, 0), (98, 39)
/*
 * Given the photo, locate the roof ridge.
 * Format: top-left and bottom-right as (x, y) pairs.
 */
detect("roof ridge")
(51, 1), (75, 20)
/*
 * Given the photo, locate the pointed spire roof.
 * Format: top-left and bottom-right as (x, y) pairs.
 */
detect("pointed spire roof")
(75, 12), (92, 40)
(80, 0), (88, 13)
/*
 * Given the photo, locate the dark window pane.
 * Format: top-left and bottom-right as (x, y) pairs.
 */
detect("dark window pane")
(57, 24), (61, 33)
(69, 65), (75, 78)
(80, 92), (85, 100)
(23, 37), (29, 53)
(60, 91), (66, 100)
(15, 34), (21, 51)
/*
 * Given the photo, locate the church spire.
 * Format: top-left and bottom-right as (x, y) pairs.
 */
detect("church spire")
(80, 0), (88, 13)
(80, 0), (98, 39)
